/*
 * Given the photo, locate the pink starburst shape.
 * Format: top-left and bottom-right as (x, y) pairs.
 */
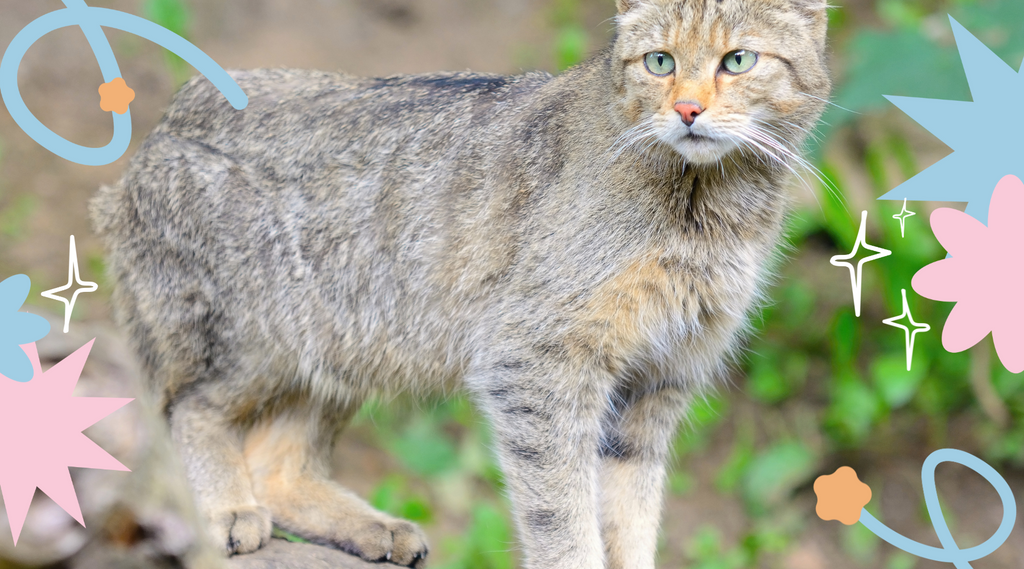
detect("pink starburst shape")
(912, 174), (1024, 373)
(0, 340), (132, 544)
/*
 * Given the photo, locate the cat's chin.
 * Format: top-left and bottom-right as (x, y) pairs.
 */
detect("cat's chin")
(669, 135), (738, 166)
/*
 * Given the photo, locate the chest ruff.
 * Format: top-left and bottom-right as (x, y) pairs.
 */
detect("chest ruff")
(569, 247), (767, 383)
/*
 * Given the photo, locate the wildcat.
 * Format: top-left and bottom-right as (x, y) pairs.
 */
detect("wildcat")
(90, 0), (830, 567)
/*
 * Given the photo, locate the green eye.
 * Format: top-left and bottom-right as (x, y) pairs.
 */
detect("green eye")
(644, 52), (675, 76)
(722, 49), (758, 74)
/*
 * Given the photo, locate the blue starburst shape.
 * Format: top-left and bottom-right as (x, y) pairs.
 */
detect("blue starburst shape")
(0, 274), (51, 382)
(878, 16), (1024, 226)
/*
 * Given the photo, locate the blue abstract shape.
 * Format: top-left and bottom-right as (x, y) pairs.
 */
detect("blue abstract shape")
(0, 0), (247, 167)
(857, 448), (1015, 568)
(0, 275), (51, 382)
(879, 16), (1024, 226)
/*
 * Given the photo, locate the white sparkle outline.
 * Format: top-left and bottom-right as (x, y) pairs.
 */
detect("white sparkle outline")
(882, 288), (931, 371)
(830, 210), (892, 317)
(892, 198), (917, 238)
(41, 235), (98, 334)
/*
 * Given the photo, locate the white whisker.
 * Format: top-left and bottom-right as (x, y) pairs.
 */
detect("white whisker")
(798, 92), (859, 115)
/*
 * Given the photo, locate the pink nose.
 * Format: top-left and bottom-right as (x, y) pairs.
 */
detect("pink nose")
(674, 102), (703, 126)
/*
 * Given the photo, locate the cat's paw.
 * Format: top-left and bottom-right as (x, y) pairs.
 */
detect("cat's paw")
(334, 516), (429, 568)
(208, 505), (273, 555)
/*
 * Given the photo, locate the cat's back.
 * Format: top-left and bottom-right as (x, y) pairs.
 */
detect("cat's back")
(148, 68), (553, 169)
(92, 66), (559, 272)
(93, 67), (558, 246)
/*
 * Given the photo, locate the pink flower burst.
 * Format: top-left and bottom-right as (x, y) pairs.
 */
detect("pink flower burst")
(912, 175), (1024, 373)
(0, 340), (132, 544)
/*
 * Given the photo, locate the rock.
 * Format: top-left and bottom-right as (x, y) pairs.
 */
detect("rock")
(0, 313), (224, 569)
(228, 539), (397, 569)
(0, 313), (408, 569)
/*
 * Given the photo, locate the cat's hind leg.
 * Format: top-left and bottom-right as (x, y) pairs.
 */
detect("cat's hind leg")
(169, 388), (273, 555)
(244, 402), (429, 567)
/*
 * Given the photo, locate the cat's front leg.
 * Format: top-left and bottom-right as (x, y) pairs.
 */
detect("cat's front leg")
(472, 357), (611, 569)
(599, 384), (689, 569)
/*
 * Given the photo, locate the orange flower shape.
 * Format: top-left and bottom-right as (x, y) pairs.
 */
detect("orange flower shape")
(813, 466), (871, 525)
(98, 77), (135, 114)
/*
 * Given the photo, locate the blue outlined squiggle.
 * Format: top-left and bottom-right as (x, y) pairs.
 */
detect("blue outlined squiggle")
(858, 449), (1016, 568)
(0, 0), (247, 166)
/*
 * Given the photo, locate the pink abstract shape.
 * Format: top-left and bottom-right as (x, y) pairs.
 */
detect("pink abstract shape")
(0, 340), (132, 545)
(913, 175), (1024, 373)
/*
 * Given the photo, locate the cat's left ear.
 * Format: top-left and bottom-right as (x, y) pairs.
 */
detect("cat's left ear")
(616, 0), (648, 14)
(791, 0), (829, 46)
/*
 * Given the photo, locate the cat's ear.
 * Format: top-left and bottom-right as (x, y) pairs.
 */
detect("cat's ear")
(791, 0), (829, 44)
(791, 0), (829, 16)
(616, 0), (646, 15)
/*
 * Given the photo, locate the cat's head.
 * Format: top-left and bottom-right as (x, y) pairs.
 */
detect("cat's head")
(610, 0), (831, 167)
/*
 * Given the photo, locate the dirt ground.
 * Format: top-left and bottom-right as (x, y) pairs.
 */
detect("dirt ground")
(2, 1), (1023, 568)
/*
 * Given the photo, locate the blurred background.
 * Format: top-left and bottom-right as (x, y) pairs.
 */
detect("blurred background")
(2, 0), (1024, 568)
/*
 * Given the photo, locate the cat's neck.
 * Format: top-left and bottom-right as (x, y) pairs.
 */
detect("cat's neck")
(566, 50), (792, 243)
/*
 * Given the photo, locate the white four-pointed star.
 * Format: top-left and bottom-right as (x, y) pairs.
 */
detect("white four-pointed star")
(883, 288), (931, 371)
(892, 198), (917, 238)
(830, 210), (892, 317)
(41, 235), (98, 333)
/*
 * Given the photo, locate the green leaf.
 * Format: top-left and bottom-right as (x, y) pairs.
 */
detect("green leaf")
(842, 511), (879, 564)
(686, 525), (749, 569)
(0, 194), (35, 239)
(830, 309), (861, 369)
(748, 361), (790, 404)
(555, 24), (588, 71)
(669, 470), (695, 496)
(741, 441), (819, 515)
(747, 350), (809, 404)
(715, 438), (754, 494)
(742, 523), (793, 560)
(887, 551), (918, 569)
(688, 525), (724, 560)
(674, 394), (728, 457)
(369, 473), (432, 522)
(271, 526), (310, 543)
(436, 503), (514, 569)
(887, 133), (919, 181)
(834, 30), (968, 115)
(814, 163), (856, 247)
(877, 0), (927, 28)
(825, 374), (884, 445)
(143, 0), (190, 37)
(388, 418), (459, 477)
(871, 354), (926, 409)
(143, 0), (193, 84)
(471, 505), (513, 565)
(370, 474), (404, 513)
(690, 394), (728, 425)
(782, 210), (823, 248)
(992, 362), (1024, 398)
(399, 496), (434, 523)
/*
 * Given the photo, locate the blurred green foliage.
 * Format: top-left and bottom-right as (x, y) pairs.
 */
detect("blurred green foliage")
(819, 0), (1024, 149)
(143, 0), (193, 85)
(552, 0), (590, 71)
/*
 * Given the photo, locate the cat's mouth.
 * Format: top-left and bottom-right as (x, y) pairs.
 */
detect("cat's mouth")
(670, 131), (737, 165)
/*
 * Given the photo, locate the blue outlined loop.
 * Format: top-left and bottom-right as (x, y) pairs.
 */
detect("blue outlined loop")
(859, 449), (1015, 568)
(0, 0), (247, 166)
